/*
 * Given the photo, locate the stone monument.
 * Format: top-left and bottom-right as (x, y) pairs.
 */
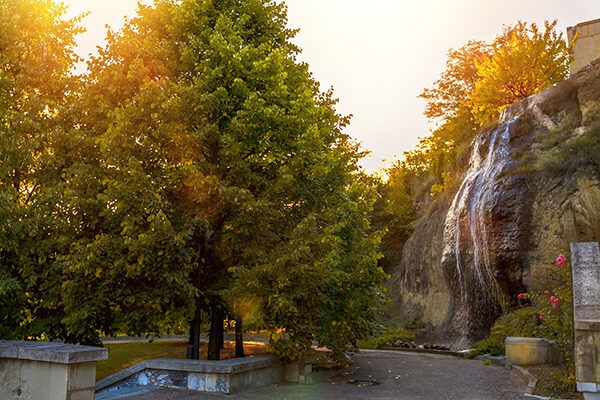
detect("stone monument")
(571, 242), (600, 400)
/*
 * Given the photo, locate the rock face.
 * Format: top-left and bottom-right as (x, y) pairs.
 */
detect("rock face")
(386, 61), (600, 348)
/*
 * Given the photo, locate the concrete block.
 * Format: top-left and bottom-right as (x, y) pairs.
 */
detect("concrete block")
(17, 360), (69, 400)
(67, 388), (95, 400)
(578, 382), (599, 392)
(68, 362), (96, 391)
(505, 337), (558, 367)
(0, 341), (108, 365)
(575, 330), (597, 382)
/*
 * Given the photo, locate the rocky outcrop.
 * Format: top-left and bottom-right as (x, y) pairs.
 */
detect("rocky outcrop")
(386, 60), (600, 348)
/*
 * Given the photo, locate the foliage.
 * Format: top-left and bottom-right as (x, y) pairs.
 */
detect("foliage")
(530, 122), (600, 177)
(356, 326), (414, 349)
(468, 307), (540, 357)
(418, 40), (490, 122)
(470, 20), (572, 126)
(0, 0), (386, 360)
(0, 0), (85, 340)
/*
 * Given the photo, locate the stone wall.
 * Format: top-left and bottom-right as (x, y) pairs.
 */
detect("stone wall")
(568, 19), (600, 74)
(0, 341), (108, 400)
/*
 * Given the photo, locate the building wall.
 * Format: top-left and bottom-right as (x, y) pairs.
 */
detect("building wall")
(568, 18), (600, 74)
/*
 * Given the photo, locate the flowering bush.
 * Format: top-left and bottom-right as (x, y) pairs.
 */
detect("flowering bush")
(516, 252), (574, 387)
(472, 252), (574, 389)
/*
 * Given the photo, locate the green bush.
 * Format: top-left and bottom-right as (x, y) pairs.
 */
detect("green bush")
(469, 307), (540, 357)
(357, 326), (415, 349)
(470, 252), (574, 384)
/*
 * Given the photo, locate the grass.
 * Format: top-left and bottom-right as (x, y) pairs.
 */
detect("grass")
(96, 340), (188, 380)
(96, 340), (268, 381)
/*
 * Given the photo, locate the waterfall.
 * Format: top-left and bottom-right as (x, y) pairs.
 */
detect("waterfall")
(442, 119), (517, 340)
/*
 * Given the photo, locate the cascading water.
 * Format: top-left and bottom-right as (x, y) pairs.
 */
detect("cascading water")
(442, 118), (518, 343)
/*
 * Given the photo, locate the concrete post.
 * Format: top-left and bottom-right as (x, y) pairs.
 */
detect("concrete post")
(0, 341), (108, 400)
(571, 242), (600, 400)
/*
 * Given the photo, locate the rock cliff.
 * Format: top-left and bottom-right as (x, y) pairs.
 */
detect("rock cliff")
(386, 60), (600, 348)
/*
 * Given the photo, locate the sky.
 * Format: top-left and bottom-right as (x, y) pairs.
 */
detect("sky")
(64, 0), (599, 173)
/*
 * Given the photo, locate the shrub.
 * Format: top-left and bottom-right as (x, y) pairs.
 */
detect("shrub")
(470, 252), (573, 373)
(357, 326), (415, 349)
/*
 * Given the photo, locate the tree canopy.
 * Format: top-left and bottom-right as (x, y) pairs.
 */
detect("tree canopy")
(0, 0), (84, 340)
(0, 0), (386, 361)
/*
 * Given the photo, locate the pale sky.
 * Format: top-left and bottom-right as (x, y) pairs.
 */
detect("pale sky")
(64, 0), (599, 173)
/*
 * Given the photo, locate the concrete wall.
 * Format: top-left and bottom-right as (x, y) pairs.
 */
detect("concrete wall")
(0, 341), (108, 400)
(95, 356), (311, 398)
(568, 19), (600, 74)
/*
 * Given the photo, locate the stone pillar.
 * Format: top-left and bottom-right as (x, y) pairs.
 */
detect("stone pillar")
(0, 341), (108, 400)
(571, 242), (600, 400)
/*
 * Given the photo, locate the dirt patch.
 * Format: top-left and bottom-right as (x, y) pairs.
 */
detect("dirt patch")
(527, 364), (582, 399)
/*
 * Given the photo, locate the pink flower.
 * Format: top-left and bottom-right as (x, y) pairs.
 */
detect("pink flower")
(517, 293), (524, 300)
(552, 301), (560, 310)
(549, 295), (558, 303)
(544, 290), (549, 294)
(555, 254), (567, 267)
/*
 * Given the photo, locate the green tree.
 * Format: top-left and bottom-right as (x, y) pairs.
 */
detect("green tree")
(0, 0), (84, 340)
(63, 0), (385, 359)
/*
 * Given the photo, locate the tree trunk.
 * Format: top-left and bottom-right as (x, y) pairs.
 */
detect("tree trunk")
(208, 297), (224, 360)
(188, 299), (202, 360)
(235, 318), (244, 358)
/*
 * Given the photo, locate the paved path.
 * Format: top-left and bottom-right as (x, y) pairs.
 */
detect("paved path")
(102, 350), (527, 400)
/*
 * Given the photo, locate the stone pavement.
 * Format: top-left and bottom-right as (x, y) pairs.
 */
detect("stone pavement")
(100, 349), (528, 400)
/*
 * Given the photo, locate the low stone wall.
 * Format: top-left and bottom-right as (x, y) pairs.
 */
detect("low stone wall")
(0, 340), (108, 400)
(95, 355), (311, 397)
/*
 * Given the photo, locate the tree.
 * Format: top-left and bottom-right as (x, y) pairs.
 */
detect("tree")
(418, 40), (490, 122)
(62, 0), (386, 359)
(0, 0), (84, 340)
(470, 20), (572, 125)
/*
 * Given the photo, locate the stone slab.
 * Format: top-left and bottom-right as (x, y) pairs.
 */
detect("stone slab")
(0, 341), (108, 364)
